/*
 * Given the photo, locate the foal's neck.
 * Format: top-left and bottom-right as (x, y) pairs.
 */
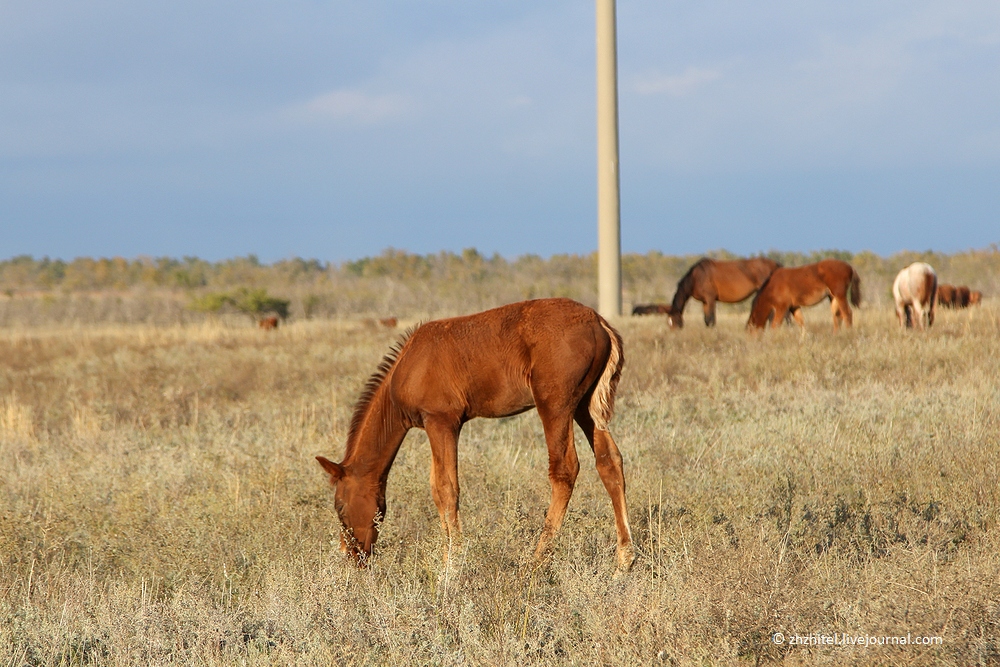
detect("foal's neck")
(343, 388), (410, 483)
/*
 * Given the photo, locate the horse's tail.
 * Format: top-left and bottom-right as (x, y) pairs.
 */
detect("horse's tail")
(849, 268), (862, 307)
(590, 317), (624, 432)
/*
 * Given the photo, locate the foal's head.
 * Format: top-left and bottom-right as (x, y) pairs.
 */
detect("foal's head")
(316, 456), (386, 564)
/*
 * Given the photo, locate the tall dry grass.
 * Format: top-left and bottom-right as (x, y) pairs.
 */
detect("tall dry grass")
(1, 301), (999, 665)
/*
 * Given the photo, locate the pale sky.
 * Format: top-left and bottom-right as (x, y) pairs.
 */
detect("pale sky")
(2, 1), (999, 261)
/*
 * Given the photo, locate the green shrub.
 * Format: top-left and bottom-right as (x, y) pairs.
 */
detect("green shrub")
(188, 288), (290, 320)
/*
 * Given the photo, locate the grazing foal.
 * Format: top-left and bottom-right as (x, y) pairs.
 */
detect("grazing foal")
(893, 262), (937, 330)
(316, 298), (634, 573)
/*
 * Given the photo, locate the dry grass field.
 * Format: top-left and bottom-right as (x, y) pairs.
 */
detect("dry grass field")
(2, 301), (999, 665)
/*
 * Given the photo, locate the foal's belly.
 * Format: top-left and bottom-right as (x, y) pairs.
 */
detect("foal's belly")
(467, 384), (536, 419)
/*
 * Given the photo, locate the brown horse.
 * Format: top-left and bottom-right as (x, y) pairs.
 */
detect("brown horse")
(970, 290), (982, 306)
(747, 259), (862, 331)
(936, 284), (956, 308)
(893, 262), (937, 329)
(316, 298), (634, 572)
(666, 257), (781, 328)
(258, 315), (279, 330)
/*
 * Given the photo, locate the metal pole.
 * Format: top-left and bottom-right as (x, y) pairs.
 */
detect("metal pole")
(596, 0), (622, 317)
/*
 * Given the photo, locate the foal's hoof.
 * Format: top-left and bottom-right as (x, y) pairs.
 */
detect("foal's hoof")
(613, 544), (635, 578)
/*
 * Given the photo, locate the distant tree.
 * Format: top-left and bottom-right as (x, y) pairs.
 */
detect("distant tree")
(189, 287), (289, 320)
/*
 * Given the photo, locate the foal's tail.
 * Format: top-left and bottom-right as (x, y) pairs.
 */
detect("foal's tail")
(590, 318), (624, 432)
(849, 269), (862, 307)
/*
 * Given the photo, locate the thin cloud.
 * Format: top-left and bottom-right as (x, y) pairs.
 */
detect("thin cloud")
(633, 67), (722, 97)
(289, 89), (414, 124)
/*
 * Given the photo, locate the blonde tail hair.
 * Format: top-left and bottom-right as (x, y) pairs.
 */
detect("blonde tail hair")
(589, 318), (624, 431)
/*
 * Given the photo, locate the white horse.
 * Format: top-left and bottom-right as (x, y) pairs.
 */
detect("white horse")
(893, 262), (937, 330)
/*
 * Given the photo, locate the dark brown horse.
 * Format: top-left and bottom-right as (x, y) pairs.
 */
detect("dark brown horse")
(955, 286), (972, 308)
(666, 257), (781, 328)
(316, 298), (634, 573)
(632, 303), (671, 315)
(747, 259), (862, 331)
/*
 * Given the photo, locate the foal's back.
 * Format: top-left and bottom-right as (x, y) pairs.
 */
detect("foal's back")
(389, 298), (615, 421)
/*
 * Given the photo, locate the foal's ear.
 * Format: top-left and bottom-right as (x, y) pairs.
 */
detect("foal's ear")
(316, 456), (345, 484)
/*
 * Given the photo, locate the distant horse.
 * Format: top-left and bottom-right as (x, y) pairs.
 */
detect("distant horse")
(936, 284), (956, 308)
(258, 315), (279, 330)
(955, 286), (971, 309)
(632, 303), (671, 316)
(665, 257), (781, 328)
(362, 317), (400, 329)
(893, 262), (937, 330)
(747, 259), (862, 331)
(315, 298), (634, 573)
(970, 290), (983, 306)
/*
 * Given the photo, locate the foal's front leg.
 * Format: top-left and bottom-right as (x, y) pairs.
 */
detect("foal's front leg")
(771, 305), (790, 329)
(424, 415), (464, 561)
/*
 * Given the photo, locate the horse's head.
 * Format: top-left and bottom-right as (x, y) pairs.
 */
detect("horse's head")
(316, 456), (386, 565)
(665, 307), (683, 329)
(746, 305), (774, 330)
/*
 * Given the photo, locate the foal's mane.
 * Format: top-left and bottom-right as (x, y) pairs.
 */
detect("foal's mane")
(346, 326), (418, 451)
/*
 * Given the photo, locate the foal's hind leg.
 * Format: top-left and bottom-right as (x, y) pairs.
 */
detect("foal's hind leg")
(575, 407), (634, 574)
(533, 405), (580, 561)
(424, 415), (464, 562)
